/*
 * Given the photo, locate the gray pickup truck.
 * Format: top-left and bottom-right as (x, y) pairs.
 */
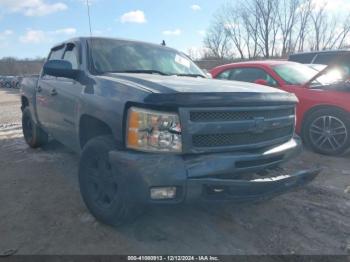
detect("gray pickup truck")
(20, 37), (320, 226)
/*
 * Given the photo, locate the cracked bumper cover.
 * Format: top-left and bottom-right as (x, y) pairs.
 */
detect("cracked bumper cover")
(109, 136), (321, 204)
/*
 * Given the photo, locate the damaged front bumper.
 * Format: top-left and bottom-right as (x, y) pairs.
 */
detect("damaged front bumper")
(186, 168), (320, 202)
(109, 136), (321, 204)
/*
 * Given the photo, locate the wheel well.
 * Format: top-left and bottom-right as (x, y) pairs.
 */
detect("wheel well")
(21, 96), (29, 112)
(79, 115), (113, 149)
(21, 96), (29, 111)
(302, 105), (350, 130)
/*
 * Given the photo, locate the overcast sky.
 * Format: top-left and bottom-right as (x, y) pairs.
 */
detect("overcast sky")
(0, 0), (231, 59)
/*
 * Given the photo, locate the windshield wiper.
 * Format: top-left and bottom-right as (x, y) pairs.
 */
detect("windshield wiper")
(105, 70), (169, 76)
(174, 73), (206, 78)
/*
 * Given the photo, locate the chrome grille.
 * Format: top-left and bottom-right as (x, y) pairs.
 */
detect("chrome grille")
(190, 108), (294, 122)
(193, 126), (293, 148)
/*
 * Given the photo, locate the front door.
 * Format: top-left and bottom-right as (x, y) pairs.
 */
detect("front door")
(48, 43), (83, 151)
(36, 44), (65, 136)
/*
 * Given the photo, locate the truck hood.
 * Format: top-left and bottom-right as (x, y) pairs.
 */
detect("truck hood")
(101, 73), (285, 94)
(99, 73), (297, 107)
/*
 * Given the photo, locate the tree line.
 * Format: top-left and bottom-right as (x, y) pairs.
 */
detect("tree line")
(0, 57), (45, 76)
(202, 0), (350, 60)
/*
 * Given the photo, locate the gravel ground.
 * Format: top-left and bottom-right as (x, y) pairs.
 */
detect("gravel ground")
(0, 88), (349, 255)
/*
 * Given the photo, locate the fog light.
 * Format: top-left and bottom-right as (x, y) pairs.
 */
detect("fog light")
(150, 187), (176, 199)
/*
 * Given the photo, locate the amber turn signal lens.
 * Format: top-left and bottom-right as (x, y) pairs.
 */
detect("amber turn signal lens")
(127, 110), (139, 147)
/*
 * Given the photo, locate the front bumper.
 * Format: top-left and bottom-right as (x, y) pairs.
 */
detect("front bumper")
(109, 136), (320, 204)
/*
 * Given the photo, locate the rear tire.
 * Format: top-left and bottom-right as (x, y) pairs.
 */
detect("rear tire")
(79, 135), (141, 226)
(22, 107), (48, 148)
(302, 108), (350, 155)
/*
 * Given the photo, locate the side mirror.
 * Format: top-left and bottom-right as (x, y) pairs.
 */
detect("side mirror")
(43, 60), (80, 79)
(254, 79), (269, 86)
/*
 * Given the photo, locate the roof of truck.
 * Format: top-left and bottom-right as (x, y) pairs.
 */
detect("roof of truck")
(51, 36), (178, 52)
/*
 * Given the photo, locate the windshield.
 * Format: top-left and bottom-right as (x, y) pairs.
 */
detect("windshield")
(273, 64), (319, 85)
(273, 63), (343, 86)
(88, 38), (205, 76)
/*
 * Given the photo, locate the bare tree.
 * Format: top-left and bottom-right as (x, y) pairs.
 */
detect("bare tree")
(219, 4), (246, 59)
(317, 14), (350, 50)
(203, 17), (232, 59)
(246, 0), (280, 58)
(320, 16), (339, 50)
(213, 1), (262, 59)
(241, 6), (261, 58)
(336, 15), (350, 48)
(293, 0), (312, 52)
(310, 2), (328, 51)
(308, 2), (350, 51)
(201, 0), (349, 60)
(277, 0), (300, 56)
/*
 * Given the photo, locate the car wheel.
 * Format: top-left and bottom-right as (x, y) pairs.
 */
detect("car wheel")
(79, 135), (142, 226)
(22, 107), (48, 148)
(302, 108), (350, 155)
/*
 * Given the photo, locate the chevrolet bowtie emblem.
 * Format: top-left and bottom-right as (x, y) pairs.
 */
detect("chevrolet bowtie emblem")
(251, 117), (266, 133)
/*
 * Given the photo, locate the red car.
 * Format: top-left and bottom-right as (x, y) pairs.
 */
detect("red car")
(211, 61), (350, 155)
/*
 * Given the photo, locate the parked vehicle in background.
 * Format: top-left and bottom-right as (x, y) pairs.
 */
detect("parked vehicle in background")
(0, 76), (21, 88)
(289, 50), (350, 80)
(211, 61), (350, 156)
(15, 76), (23, 89)
(0, 76), (4, 88)
(0, 76), (12, 88)
(20, 37), (319, 226)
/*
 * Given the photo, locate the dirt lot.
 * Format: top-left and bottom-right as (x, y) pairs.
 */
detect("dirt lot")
(0, 88), (349, 255)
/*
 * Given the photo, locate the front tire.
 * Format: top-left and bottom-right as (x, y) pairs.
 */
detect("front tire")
(302, 108), (350, 155)
(22, 107), (48, 148)
(79, 135), (141, 226)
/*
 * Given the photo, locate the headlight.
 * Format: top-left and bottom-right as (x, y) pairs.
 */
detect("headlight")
(126, 107), (182, 152)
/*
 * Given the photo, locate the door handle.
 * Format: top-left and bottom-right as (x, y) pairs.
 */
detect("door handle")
(50, 89), (58, 96)
(37, 86), (42, 92)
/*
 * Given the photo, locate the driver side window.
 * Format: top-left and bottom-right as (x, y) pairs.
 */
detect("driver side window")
(48, 46), (65, 61)
(62, 44), (78, 70)
(43, 45), (65, 79)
